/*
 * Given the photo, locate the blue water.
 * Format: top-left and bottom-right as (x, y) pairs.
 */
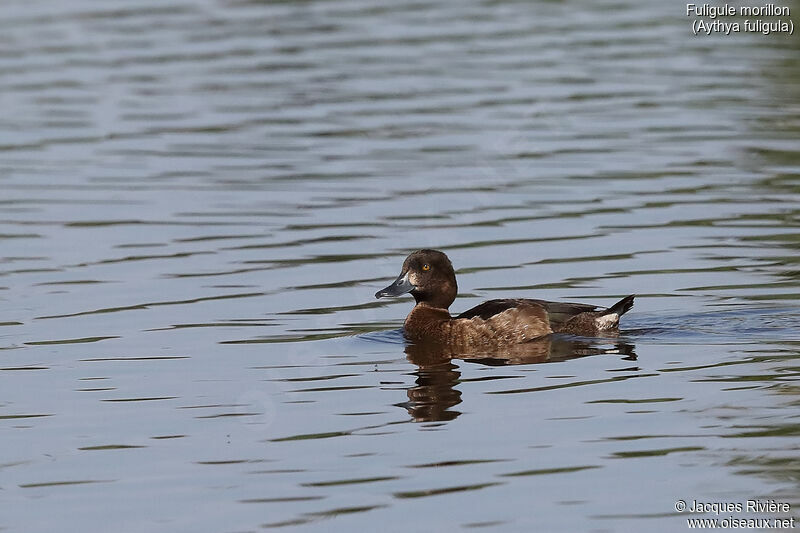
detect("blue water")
(1, 0), (798, 531)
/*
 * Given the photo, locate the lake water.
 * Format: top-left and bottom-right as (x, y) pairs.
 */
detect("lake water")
(1, 0), (798, 531)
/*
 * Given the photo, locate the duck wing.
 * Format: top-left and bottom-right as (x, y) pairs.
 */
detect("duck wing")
(457, 298), (600, 329)
(457, 299), (529, 320)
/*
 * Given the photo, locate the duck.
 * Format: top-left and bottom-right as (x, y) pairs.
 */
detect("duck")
(375, 249), (634, 348)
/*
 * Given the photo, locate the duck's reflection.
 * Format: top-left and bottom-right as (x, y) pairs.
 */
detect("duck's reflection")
(400, 335), (636, 422)
(397, 353), (462, 422)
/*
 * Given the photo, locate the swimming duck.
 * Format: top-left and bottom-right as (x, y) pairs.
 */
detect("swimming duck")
(375, 249), (634, 347)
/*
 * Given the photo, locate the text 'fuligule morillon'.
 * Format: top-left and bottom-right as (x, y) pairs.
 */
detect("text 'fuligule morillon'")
(686, 3), (791, 18)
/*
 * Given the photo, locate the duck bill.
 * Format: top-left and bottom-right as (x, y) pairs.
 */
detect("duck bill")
(375, 271), (415, 299)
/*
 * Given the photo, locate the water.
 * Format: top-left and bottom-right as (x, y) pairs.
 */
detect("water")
(1, 0), (799, 531)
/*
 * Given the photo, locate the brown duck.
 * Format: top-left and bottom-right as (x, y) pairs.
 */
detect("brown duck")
(375, 249), (634, 348)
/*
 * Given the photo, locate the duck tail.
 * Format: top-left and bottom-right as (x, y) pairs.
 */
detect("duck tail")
(604, 295), (635, 317)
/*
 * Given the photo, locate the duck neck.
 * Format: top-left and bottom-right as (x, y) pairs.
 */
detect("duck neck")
(404, 303), (452, 341)
(406, 302), (451, 326)
(413, 301), (451, 316)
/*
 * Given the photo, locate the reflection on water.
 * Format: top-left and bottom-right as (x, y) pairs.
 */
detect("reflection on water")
(402, 348), (462, 422)
(403, 335), (637, 422)
(0, 0), (798, 531)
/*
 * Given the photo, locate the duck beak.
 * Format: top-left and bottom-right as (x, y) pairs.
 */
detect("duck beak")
(375, 271), (415, 299)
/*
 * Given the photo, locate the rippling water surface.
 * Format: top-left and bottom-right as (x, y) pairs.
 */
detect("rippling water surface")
(1, 0), (799, 531)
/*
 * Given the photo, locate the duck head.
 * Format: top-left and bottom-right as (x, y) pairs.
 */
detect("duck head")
(375, 249), (457, 309)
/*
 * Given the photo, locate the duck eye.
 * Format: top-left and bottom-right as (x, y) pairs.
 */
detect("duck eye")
(422, 264), (430, 271)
